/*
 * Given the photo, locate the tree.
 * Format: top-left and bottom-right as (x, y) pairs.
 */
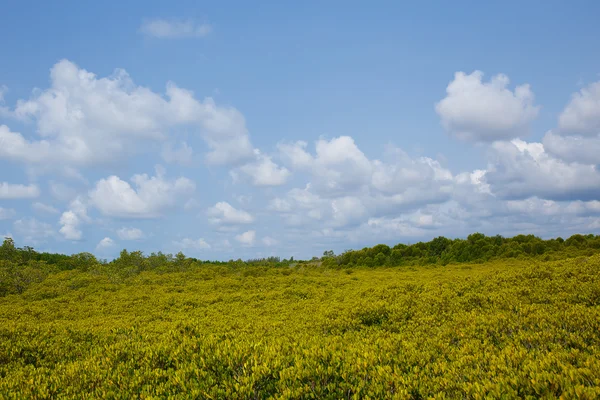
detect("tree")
(467, 233), (486, 244)
(371, 244), (391, 257)
(429, 236), (451, 257)
(71, 252), (98, 272)
(0, 238), (17, 261)
(323, 250), (335, 258)
(374, 252), (387, 266)
(390, 249), (403, 266)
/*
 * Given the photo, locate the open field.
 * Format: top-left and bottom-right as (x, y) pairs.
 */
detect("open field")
(1, 254), (599, 399)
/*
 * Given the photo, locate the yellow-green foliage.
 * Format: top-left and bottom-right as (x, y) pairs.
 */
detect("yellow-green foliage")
(1, 256), (600, 399)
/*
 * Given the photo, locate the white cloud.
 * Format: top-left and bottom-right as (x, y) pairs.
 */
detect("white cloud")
(565, 200), (600, 216)
(312, 136), (373, 195)
(558, 81), (600, 135)
(435, 71), (539, 142)
(0, 207), (16, 220)
(96, 237), (115, 251)
(89, 166), (195, 218)
(279, 138), (455, 210)
(173, 237), (211, 250)
(235, 230), (256, 246)
(279, 136), (373, 196)
(13, 217), (55, 243)
(59, 211), (82, 240)
(277, 141), (313, 169)
(204, 134), (254, 166)
(140, 19), (212, 39)
(161, 142), (193, 165)
(117, 227), (144, 240)
(542, 131), (600, 164)
(541, 81), (600, 164)
(207, 201), (255, 225)
(32, 202), (59, 214)
(505, 197), (563, 216)
(2, 60), (254, 170)
(3, 61), (600, 257)
(58, 197), (89, 240)
(273, 138), (458, 231)
(0, 182), (40, 199)
(238, 151), (290, 186)
(0, 125), (56, 164)
(485, 139), (600, 201)
(331, 197), (368, 227)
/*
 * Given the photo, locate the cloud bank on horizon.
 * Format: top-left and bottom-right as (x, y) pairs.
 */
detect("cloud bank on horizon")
(0, 3), (599, 259)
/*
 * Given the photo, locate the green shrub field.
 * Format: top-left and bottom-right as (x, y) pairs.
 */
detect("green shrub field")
(1, 235), (600, 399)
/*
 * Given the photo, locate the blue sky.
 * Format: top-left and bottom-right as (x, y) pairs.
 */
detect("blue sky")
(1, 1), (600, 260)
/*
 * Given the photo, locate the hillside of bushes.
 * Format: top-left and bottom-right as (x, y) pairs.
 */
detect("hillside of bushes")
(0, 252), (599, 398)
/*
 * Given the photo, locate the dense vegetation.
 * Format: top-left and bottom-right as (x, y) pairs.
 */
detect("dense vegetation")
(2, 233), (600, 297)
(1, 234), (600, 398)
(323, 233), (600, 268)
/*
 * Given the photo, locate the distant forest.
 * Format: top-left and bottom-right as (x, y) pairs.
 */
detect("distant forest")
(2, 233), (600, 296)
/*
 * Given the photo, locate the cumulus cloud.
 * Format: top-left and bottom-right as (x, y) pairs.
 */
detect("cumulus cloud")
(140, 19), (212, 39)
(279, 136), (373, 196)
(89, 166), (195, 218)
(542, 131), (600, 164)
(59, 211), (82, 240)
(117, 227), (144, 240)
(542, 81), (600, 164)
(237, 151), (290, 186)
(207, 202), (255, 225)
(330, 197), (368, 227)
(435, 71), (539, 142)
(273, 137), (459, 231)
(58, 197), (89, 240)
(558, 81), (600, 135)
(504, 197), (564, 216)
(96, 237), (115, 251)
(3, 61), (600, 255)
(279, 137), (455, 209)
(235, 230), (256, 246)
(267, 125), (600, 245)
(484, 139), (600, 201)
(2, 60), (254, 170)
(0, 182), (40, 199)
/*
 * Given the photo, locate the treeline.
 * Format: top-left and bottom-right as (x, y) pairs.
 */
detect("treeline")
(2, 233), (600, 296)
(0, 237), (295, 296)
(322, 233), (600, 268)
